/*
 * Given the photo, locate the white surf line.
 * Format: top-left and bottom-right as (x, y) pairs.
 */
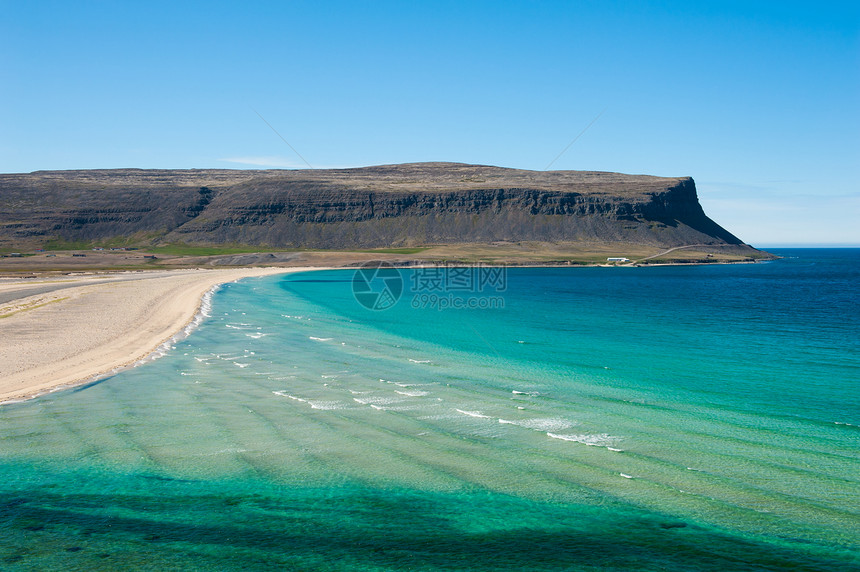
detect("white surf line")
(546, 432), (622, 450)
(272, 391), (307, 403)
(455, 409), (492, 419)
(395, 390), (429, 397)
(498, 417), (577, 432)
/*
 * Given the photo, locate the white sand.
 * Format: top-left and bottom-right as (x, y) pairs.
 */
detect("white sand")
(0, 268), (317, 403)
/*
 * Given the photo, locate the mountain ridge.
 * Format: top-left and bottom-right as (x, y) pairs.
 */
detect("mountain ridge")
(0, 162), (752, 252)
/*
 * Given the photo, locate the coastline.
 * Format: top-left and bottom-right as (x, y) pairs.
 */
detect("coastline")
(0, 267), (323, 404)
(0, 257), (771, 405)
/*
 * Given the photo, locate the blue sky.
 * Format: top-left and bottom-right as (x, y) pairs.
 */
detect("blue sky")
(2, 1), (858, 245)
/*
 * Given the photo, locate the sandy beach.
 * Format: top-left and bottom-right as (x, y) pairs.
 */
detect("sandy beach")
(0, 267), (317, 403)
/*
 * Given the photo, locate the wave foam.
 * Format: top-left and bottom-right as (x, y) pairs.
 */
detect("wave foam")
(455, 409), (492, 419)
(499, 417), (576, 432)
(307, 400), (345, 410)
(272, 391), (306, 403)
(353, 396), (400, 406)
(133, 284), (219, 366)
(546, 432), (620, 447)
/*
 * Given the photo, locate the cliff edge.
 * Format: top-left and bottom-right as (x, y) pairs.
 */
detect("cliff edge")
(0, 162), (751, 251)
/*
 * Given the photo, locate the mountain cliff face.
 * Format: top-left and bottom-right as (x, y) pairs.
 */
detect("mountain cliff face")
(0, 162), (746, 249)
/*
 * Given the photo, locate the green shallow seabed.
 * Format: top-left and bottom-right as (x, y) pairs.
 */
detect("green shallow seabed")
(1, 469), (854, 571)
(1, 249), (858, 570)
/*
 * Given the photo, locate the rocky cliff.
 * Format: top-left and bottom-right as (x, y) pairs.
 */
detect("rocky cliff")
(0, 162), (747, 250)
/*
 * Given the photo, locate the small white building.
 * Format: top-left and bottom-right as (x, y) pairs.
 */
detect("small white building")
(607, 257), (629, 262)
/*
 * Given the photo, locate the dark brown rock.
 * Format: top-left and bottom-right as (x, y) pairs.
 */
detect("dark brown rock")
(0, 162), (745, 249)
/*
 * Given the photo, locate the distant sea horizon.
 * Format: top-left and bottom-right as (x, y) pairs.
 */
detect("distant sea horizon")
(756, 243), (860, 248)
(0, 248), (857, 570)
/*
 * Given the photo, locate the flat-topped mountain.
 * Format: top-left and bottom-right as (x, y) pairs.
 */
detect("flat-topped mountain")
(0, 162), (749, 251)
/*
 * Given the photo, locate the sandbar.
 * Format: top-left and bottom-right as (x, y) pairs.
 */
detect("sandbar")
(0, 267), (318, 403)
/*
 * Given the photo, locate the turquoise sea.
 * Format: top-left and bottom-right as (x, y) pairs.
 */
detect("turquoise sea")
(1, 249), (858, 570)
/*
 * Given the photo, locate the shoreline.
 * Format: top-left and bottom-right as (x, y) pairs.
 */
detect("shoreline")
(0, 267), (325, 404)
(0, 258), (773, 405)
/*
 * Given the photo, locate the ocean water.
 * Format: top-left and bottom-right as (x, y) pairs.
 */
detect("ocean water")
(0, 249), (858, 570)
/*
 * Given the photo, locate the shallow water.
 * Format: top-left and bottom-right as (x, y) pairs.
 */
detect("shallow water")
(1, 249), (858, 570)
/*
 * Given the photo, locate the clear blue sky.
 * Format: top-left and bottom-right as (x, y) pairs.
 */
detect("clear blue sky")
(2, 1), (858, 245)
